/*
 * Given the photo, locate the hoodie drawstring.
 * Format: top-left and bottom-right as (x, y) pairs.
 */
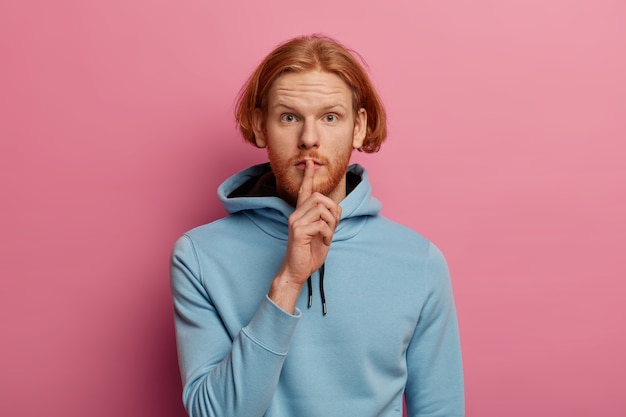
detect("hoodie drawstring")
(307, 263), (326, 315)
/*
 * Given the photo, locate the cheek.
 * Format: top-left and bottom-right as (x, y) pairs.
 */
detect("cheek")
(265, 126), (295, 147)
(333, 125), (359, 149)
(266, 143), (290, 167)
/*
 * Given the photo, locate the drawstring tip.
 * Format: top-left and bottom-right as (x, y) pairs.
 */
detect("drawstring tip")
(306, 266), (327, 315)
(307, 276), (313, 308)
(319, 264), (326, 315)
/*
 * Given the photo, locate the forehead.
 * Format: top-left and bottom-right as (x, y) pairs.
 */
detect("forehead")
(268, 70), (353, 109)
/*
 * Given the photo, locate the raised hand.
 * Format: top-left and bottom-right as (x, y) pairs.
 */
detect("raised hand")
(268, 160), (341, 313)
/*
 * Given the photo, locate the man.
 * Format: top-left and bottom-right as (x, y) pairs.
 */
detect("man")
(170, 35), (464, 417)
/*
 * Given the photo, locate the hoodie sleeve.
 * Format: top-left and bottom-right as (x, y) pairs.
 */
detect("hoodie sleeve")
(170, 235), (301, 417)
(405, 242), (465, 417)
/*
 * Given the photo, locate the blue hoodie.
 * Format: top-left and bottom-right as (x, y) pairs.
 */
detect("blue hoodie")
(170, 163), (464, 417)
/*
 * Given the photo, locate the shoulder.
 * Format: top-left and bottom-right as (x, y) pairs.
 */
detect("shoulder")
(367, 214), (432, 248)
(177, 212), (248, 244)
(369, 214), (450, 281)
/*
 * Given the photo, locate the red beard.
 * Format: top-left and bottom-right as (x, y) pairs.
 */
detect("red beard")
(268, 146), (352, 205)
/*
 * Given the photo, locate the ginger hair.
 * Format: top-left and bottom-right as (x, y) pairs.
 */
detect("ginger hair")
(235, 34), (387, 153)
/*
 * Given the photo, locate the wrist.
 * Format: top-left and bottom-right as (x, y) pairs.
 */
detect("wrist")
(268, 274), (305, 315)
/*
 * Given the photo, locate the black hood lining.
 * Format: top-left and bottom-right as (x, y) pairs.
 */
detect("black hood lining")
(227, 169), (362, 200)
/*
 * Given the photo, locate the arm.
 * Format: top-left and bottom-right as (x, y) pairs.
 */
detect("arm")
(405, 243), (465, 417)
(171, 162), (340, 416)
(269, 159), (341, 313)
(171, 236), (300, 417)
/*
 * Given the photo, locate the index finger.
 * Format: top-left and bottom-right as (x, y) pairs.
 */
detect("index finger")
(296, 159), (315, 207)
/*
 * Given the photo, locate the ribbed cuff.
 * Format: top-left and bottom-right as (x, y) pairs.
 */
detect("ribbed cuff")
(242, 295), (301, 355)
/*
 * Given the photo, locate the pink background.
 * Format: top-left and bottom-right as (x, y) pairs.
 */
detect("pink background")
(1, 0), (625, 416)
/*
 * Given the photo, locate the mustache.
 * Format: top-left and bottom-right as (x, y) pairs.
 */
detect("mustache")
(288, 152), (329, 165)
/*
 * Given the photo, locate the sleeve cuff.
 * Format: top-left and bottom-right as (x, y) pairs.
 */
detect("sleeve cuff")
(241, 295), (301, 355)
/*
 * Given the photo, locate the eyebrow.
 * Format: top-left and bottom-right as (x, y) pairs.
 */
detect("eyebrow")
(271, 102), (349, 112)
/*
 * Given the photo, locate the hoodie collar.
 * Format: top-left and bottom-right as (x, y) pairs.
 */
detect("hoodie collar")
(217, 163), (381, 241)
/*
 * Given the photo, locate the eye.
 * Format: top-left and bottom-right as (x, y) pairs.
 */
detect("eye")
(281, 113), (297, 123)
(324, 114), (338, 123)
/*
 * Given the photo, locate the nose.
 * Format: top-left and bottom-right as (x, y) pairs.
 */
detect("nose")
(298, 119), (319, 149)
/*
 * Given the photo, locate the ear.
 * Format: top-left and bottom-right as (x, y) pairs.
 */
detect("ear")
(352, 107), (367, 149)
(253, 108), (267, 148)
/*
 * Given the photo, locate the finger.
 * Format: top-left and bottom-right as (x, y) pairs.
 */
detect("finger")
(293, 220), (335, 247)
(291, 194), (341, 232)
(333, 204), (342, 223)
(292, 202), (339, 231)
(296, 159), (315, 207)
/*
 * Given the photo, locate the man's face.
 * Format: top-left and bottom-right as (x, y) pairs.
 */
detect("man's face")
(254, 70), (367, 205)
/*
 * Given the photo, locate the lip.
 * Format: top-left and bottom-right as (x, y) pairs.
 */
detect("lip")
(294, 158), (323, 170)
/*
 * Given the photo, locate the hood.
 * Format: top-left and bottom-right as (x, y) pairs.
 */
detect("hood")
(217, 163), (382, 242)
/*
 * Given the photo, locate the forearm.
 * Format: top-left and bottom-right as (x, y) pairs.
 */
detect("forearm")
(268, 272), (305, 314)
(171, 236), (301, 417)
(405, 242), (465, 416)
(177, 296), (300, 417)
